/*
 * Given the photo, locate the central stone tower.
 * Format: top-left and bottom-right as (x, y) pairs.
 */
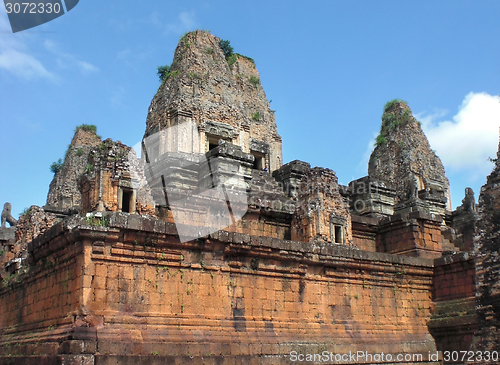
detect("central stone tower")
(144, 30), (283, 172)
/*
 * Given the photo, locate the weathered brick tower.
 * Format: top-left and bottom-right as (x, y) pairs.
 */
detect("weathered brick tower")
(145, 30), (282, 172)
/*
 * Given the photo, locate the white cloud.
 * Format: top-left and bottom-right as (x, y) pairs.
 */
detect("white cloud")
(0, 48), (55, 80)
(358, 132), (377, 176)
(359, 93), (500, 183)
(151, 11), (198, 36)
(77, 61), (99, 75)
(0, 14), (56, 81)
(43, 39), (99, 76)
(419, 92), (500, 178)
(415, 108), (448, 130)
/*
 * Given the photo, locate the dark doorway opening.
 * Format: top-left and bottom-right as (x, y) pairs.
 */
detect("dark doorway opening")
(334, 226), (343, 244)
(251, 152), (265, 170)
(122, 190), (133, 213)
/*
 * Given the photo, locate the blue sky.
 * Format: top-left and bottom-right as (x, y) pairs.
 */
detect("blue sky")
(1, 1), (499, 216)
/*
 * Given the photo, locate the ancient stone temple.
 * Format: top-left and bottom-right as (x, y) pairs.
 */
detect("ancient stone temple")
(0, 30), (498, 364)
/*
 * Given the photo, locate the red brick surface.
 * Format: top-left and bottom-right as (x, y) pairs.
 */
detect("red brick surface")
(0, 219), (439, 363)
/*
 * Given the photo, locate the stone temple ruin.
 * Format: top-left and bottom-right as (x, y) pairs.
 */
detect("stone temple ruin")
(1, 30), (499, 364)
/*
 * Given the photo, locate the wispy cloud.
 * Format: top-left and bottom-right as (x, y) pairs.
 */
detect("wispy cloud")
(116, 46), (154, 71)
(0, 14), (56, 81)
(415, 108), (448, 129)
(151, 11), (198, 36)
(358, 132), (378, 176)
(43, 39), (99, 75)
(419, 92), (500, 179)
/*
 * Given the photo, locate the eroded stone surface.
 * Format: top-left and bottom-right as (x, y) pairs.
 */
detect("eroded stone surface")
(15, 205), (57, 250)
(292, 167), (352, 244)
(0, 215), (438, 364)
(80, 138), (155, 215)
(368, 101), (451, 213)
(46, 128), (102, 212)
(471, 137), (500, 352)
(145, 30), (283, 172)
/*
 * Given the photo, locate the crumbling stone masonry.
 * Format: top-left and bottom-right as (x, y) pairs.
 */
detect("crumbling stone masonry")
(470, 135), (500, 355)
(0, 30), (499, 364)
(0, 215), (437, 364)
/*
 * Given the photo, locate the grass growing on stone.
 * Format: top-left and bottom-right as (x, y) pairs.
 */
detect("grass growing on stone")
(188, 72), (202, 80)
(375, 135), (386, 147)
(383, 99), (408, 113)
(219, 39), (233, 59)
(375, 99), (413, 147)
(157, 65), (170, 82)
(236, 53), (255, 66)
(50, 158), (63, 174)
(75, 124), (98, 134)
(249, 75), (260, 87)
(251, 112), (261, 121)
(84, 214), (109, 227)
(20, 207), (32, 217)
(226, 54), (237, 67)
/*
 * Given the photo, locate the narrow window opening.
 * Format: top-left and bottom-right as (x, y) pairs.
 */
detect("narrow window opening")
(334, 225), (343, 244)
(122, 190), (133, 213)
(207, 135), (222, 152)
(331, 223), (344, 244)
(251, 151), (265, 170)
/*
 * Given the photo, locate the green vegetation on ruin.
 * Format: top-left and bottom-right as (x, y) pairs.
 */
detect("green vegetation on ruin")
(219, 38), (255, 68)
(84, 213), (109, 227)
(157, 64), (180, 83)
(236, 53), (255, 65)
(219, 39), (233, 59)
(75, 124), (98, 135)
(249, 75), (260, 87)
(157, 65), (171, 82)
(383, 99), (408, 113)
(375, 99), (414, 147)
(20, 207), (32, 217)
(251, 112), (261, 121)
(50, 158), (63, 174)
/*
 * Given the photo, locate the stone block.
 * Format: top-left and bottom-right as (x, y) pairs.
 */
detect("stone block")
(127, 215), (143, 230)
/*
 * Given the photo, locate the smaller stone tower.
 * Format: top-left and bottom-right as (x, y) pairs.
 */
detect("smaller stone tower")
(46, 126), (102, 213)
(368, 100), (452, 216)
